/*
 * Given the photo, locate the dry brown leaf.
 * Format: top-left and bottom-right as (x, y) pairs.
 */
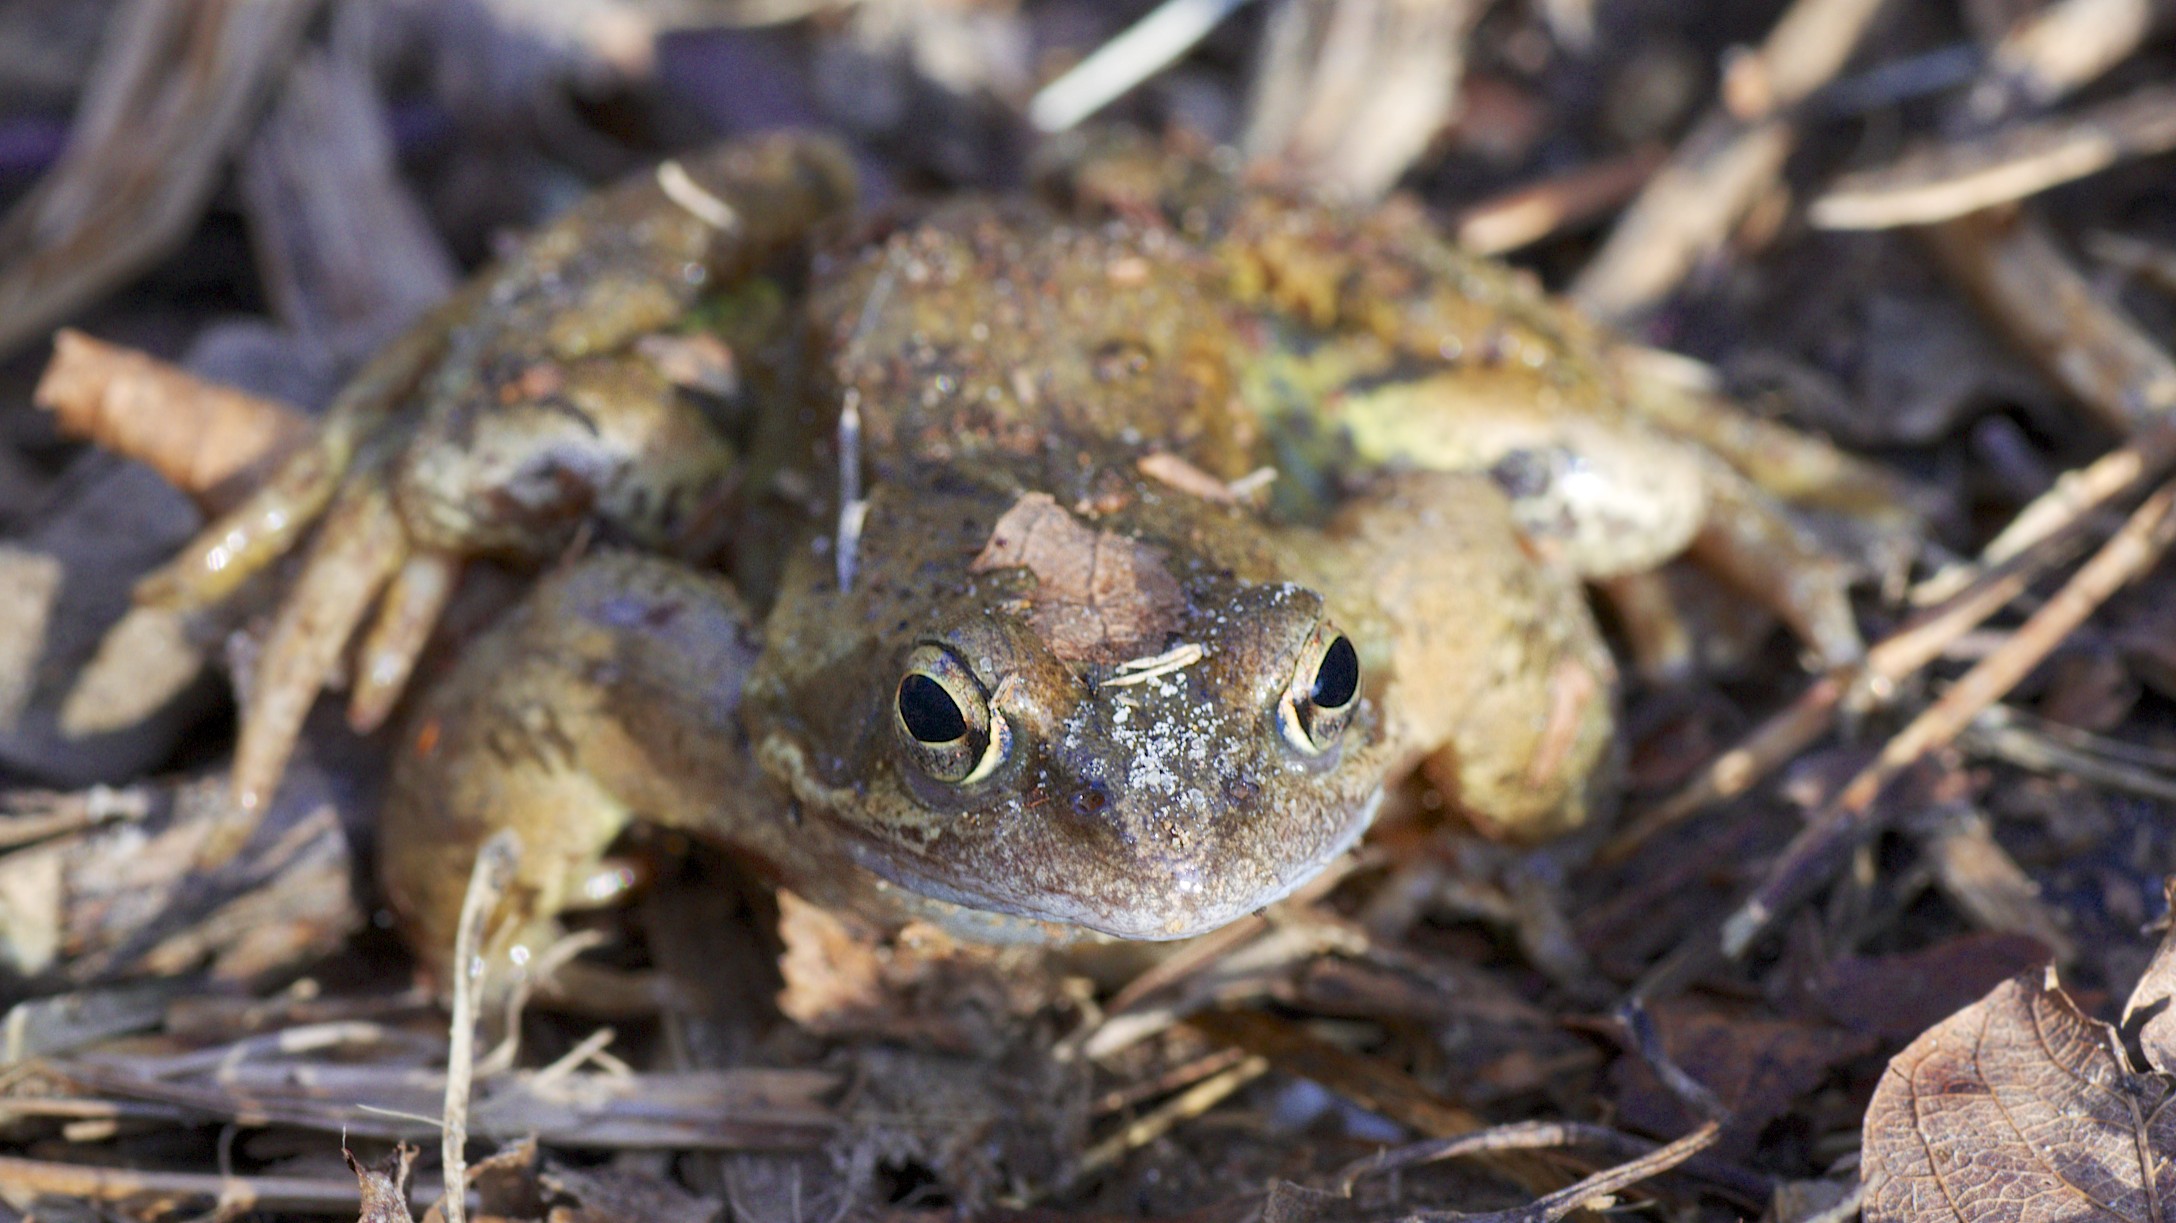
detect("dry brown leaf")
(1610, 998), (1874, 1159)
(969, 492), (1183, 666)
(347, 1145), (418, 1223)
(541, 1164), (719, 1223)
(774, 890), (1064, 1052)
(1812, 932), (2054, 1040)
(2124, 879), (2176, 1076)
(35, 329), (310, 509)
(1861, 965), (2176, 1222)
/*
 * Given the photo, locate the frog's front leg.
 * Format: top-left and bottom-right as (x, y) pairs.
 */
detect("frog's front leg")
(378, 552), (771, 990)
(1288, 471), (1619, 841)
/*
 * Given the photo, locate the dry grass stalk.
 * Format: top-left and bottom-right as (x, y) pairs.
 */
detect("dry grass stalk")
(1029, 0), (1258, 134)
(1184, 1007), (1576, 1195)
(437, 830), (522, 1223)
(1601, 515), (2088, 863)
(0, 1153), (423, 1216)
(1978, 0), (2162, 109)
(1453, 144), (1668, 255)
(1913, 419), (2176, 605)
(40, 1053), (840, 1149)
(0, 0), (318, 357)
(1811, 83), (2176, 229)
(1063, 1054), (1270, 1187)
(1717, 478), (2176, 961)
(1570, 0), (1887, 319)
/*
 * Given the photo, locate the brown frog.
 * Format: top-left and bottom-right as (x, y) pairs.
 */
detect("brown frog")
(140, 132), (1910, 984)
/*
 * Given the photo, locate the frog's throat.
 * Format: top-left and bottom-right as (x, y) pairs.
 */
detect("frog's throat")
(756, 730), (1382, 941)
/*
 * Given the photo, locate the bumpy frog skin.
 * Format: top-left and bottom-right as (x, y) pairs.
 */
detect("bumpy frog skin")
(142, 132), (1913, 982)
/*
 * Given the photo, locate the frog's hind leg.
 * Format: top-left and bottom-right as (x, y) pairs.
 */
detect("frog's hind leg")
(1687, 466), (1864, 669)
(1215, 194), (1871, 670)
(379, 552), (765, 996)
(147, 133), (856, 813)
(1616, 346), (1924, 532)
(1321, 365), (1867, 670)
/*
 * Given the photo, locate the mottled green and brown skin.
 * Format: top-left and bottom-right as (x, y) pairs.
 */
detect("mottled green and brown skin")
(151, 131), (1906, 986)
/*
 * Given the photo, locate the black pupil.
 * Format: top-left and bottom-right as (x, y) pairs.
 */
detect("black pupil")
(1311, 636), (1360, 709)
(898, 673), (969, 742)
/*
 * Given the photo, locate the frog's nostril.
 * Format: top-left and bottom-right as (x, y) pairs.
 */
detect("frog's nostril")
(1070, 782), (1111, 817)
(1221, 774), (1262, 809)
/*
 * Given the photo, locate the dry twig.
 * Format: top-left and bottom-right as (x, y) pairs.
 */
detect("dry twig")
(1647, 480), (2176, 994)
(0, 0), (317, 357)
(1813, 84), (2176, 230)
(1570, 0), (1888, 319)
(1332, 1119), (1726, 1220)
(1974, 0), (2163, 110)
(0, 1154), (427, 1216)
(1454, 145), (1668, 255)
(1922, 208), (2176, 434)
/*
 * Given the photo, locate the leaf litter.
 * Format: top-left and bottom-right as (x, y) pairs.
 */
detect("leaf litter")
(6, 1), (2176, 1221)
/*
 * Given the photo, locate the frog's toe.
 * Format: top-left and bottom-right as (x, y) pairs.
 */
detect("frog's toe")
(1620, 347), (1927, 535)
(347, 548), (462, 733)
(1689, 476), (1866, 672)
(135, 432), (349, 610)
(233, 481), (408, 812)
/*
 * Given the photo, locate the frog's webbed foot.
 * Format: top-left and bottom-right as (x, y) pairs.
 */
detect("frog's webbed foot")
(139, 133), (856, 811)
(1615, 346), (1929, 540)
(232, 473), (412, 812)
(1687, 468), (1864, 669)
(133, 288), (479, 613)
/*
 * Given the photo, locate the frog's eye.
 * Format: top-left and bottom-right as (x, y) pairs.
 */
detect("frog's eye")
(895, 644), (1010, 785)
(1277, 625), (1360, 756)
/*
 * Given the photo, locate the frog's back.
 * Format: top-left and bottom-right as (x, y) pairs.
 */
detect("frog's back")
(809, 199), (1265, 494)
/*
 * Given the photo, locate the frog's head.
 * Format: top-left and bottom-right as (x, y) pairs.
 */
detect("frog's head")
(751, 476), (1391, 941)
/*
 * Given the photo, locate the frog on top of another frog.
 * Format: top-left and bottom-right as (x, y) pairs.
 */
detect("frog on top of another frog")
(141, 130), (1913, 987)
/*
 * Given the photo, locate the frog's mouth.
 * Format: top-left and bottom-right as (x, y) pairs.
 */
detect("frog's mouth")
(837, 781), (1385, 942)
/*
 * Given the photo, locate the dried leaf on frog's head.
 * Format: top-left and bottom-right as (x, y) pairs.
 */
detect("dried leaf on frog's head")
(970, 492), (1183, 666)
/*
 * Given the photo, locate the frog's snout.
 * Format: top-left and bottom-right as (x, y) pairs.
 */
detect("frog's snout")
(1031, 691), (1379, 940)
